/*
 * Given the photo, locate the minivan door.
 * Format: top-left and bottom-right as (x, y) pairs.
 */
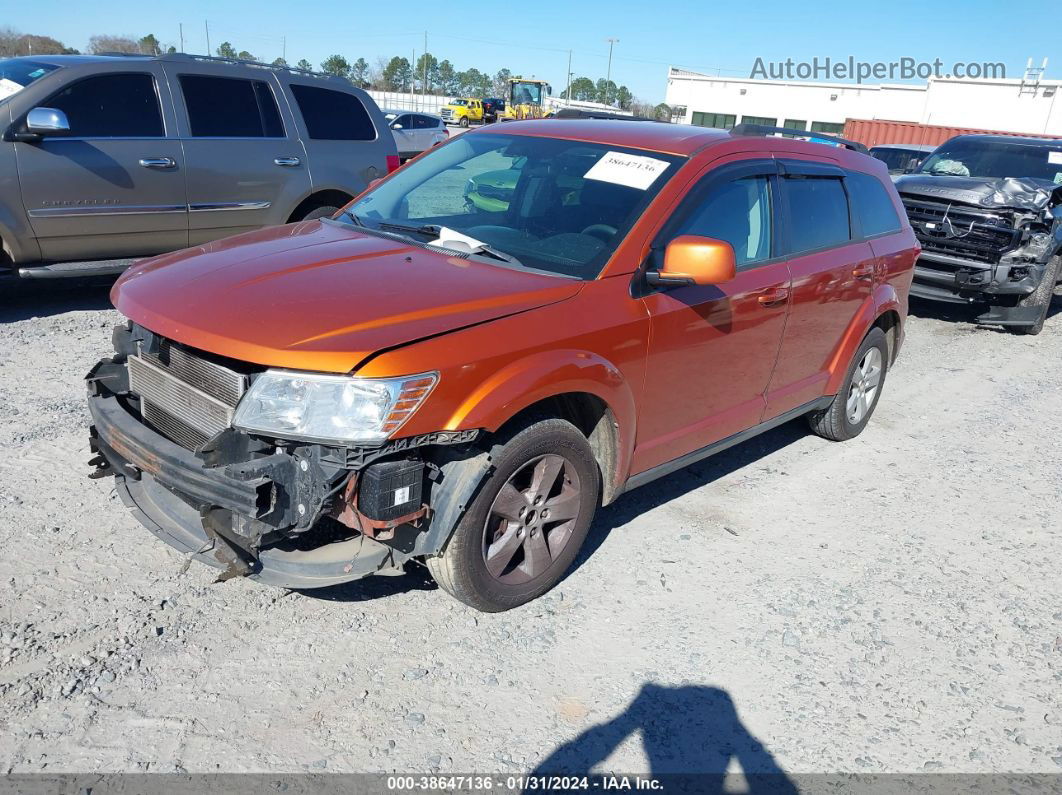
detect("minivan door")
(166, 65), (310, 245)
(634, 158), (791, 474)
(763, 161), (877, 419)
(15, 66), (187, 261)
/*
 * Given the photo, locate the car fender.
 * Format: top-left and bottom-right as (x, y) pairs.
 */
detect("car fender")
(445, 349), (637, 494)
(824, 282), (902, 395)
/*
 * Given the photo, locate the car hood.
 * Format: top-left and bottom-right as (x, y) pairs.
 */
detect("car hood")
(895, 174), (1062, 212)
(112, 220), (582, 373)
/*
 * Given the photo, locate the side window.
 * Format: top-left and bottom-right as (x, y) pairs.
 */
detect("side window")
(676, 176), (773, 267)
(44, 73), (163, 137)
(845, 171), (902, 237)
(394, 115), (413, 129)
(783, 176), (851, 254)
(412, 115), (434, 129)
(289, 84), (376, 141)
(179, 75), (284, 137)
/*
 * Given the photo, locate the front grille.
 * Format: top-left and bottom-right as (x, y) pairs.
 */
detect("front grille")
(127, 343), (247, 451)
(901, 196), (1021, 264)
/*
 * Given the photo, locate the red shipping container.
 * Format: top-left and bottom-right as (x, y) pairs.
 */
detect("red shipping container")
(842, 118), (1062, 149)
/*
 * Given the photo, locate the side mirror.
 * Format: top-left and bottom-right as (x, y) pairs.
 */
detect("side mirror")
(26, 107), (71, 136)
(647, 235), (737, 287)
(391, 122), (403, 130)
(547, 85), (552, 96)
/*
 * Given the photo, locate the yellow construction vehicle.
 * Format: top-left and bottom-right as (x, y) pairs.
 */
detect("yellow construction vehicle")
(501, 78), (552, 120)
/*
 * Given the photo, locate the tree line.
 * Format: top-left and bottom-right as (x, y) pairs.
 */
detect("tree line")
(1, 27), (670, 116)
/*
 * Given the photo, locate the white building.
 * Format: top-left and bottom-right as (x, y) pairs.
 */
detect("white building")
(664, 67), (1062, 137)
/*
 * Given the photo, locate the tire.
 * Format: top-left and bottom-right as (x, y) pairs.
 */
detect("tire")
(298, 205), (340, 222)
(807, 327), (889, 442)
(426, 418), (600, 612)
(459, 116), (469, 128)
(1010, 255), (1060, 336)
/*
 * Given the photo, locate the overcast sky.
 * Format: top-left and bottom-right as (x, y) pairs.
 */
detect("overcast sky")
(4, 0), (1053, 103)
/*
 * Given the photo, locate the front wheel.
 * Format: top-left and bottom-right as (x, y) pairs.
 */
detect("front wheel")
(298, 205), (340, 222)
(808, 327), (889, 442)
(426, 418), (600, 612)
(459, 116), (470, 128)
(1010, 255), (1060, 336)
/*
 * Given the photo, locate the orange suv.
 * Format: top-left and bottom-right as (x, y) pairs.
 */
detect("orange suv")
(87, 121), (918, 612)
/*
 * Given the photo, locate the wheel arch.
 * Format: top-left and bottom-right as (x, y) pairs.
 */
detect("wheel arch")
(285, 189), (355, 223)
(825, 285), (902, 395)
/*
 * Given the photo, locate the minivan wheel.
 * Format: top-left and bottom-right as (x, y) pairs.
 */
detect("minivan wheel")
(426, 418), (600, 612)
(298, 205), (340, 222)
(807, 327), (889, 442)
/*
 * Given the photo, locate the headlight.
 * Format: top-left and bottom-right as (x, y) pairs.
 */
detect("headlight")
(232, 370), (437, 445)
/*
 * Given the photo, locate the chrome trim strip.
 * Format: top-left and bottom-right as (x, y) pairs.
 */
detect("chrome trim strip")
(188, 201), (272, 212)
(28, 204), (186, 218)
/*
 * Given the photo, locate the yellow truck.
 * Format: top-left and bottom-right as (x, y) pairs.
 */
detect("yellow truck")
(440, 98), (484, 127)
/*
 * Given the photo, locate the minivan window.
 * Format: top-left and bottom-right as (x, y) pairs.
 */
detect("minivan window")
(784, 176), (851, 253)
(677, 176), (772, 266)
(179, 75), (284, 138)
(845, 171), (902, 237)
(290, 84), (376, 141)
(42, 73), (163, 137)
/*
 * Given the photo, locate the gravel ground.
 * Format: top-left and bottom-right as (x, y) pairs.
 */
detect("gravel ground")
(0, 278), (1059, 777)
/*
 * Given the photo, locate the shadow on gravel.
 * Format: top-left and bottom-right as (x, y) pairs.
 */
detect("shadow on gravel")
(0, 276), (116, 323)
(534, 683), (796, 792)
(572, 418), (809, 576)
(298, 561), (438, 603)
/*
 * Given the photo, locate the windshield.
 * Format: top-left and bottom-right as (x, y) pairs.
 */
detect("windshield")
(511, 82), (543, 104)
(918, 139), (1062, 184)
(0, 59), (59, 102)
(450, 99), (468, 106)
(342, 133), (683, 279)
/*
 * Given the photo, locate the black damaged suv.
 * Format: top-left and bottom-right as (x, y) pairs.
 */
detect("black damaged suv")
(897, 134), (1062, 335)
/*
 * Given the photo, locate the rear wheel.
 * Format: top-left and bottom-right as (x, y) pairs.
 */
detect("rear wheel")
(298, 205), (340, 222)
(459, 116), (470, 128)
(808, 327), (889, 442)
(426, 418), (600, 612)
(1010, 255), (1060, 336)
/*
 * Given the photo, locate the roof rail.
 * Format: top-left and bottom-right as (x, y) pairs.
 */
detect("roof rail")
(551, 108), (652, 122)
(729, 123), (868, 153)
(156, 52), (341, 81)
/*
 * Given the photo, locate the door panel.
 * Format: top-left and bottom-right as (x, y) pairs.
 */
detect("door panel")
(764, 172), (876, 418)
(392, 115), (418, 157)
(633, 163), (791, 474)
(16, 67), (187, 261)
(166, 66), (310, 245)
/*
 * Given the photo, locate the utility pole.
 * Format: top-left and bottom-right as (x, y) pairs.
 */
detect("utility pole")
(282, 36), (286, 62)
(178, 23), (184, 53)
(605, 37), (619, 103)
(204, 20), (211, 56)
(423, 31), (429, 100)
(566, 50), (572, 106)
(411, 48), (416, 110)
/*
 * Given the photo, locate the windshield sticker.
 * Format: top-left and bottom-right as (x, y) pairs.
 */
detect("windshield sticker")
(1049, 151), (1062, 165)
(0, 78), (22, 100)
(584, 151), (670, 190)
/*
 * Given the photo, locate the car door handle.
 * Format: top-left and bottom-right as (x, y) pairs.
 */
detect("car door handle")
(274, 157), (301, 167)
(852, 264), (875, 280)
(757, 287), (790, 306)
(139, 157), (176, 169)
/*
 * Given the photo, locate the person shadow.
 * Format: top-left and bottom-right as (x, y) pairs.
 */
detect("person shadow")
(533, 683), (798, 794)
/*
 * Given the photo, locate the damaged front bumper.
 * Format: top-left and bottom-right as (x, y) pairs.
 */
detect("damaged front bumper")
(88, 390), (403, 588)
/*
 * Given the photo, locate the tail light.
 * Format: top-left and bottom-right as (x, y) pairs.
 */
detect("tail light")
(386, 155), (400, 173)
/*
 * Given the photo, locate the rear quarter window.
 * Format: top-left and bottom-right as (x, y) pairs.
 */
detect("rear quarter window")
(845, 170), (902, 237)
(289, 84), (376, 141)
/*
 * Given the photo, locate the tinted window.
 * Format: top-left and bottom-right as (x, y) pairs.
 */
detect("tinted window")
(290, 84), (376, 140)
(413, 115), (437, 129)
(784, 177), (851, 253)
(846, 171), (902, 237)
(44, 73), (163, 137)
(810, 121), (844, 134)
(741, 115), (777, 127)
(691, 111), (736, 129)
(678, 176), (772, 266)
(394, 114), (412, 128)
(179, 75), (284, 137)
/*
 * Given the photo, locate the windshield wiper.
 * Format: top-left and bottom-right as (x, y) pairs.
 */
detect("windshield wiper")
(465, 243), (521, 265)
(377, 221), (441, 239)
(338, 209), (366, 227)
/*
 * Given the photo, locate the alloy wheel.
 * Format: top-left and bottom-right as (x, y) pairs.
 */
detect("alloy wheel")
(846, 347), (883, 424)
(482, 454), (582, 585)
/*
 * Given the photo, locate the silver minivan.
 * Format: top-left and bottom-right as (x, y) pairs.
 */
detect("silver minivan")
(0, 53), (399, 278)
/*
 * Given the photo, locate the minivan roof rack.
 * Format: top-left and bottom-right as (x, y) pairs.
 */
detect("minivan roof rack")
(551, 108), (654, 121)
(729, 123), (869, 153)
